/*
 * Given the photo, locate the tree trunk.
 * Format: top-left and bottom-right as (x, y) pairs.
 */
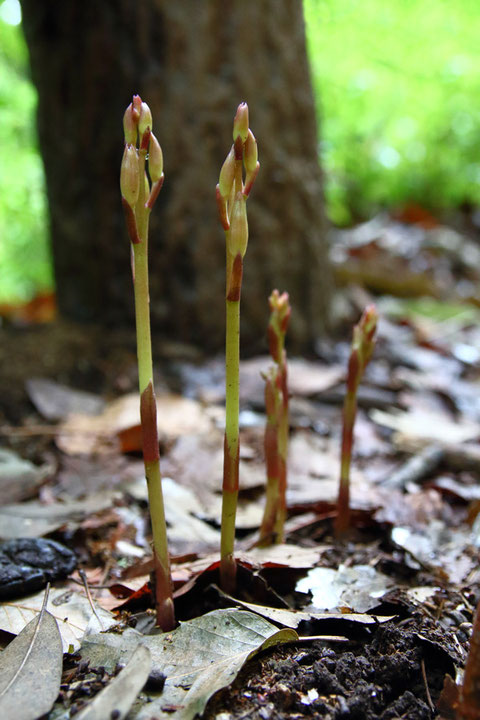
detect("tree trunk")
(20, 0), (331, 352)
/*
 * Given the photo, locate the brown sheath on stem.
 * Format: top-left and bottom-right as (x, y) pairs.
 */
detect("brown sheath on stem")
(140, 381), (160, 463)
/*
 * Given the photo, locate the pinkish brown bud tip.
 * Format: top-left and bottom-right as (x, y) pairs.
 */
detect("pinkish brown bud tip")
(269, 290), (291, 334)
(352, 304), (378, 372)
(233, 102), (249, 143)
(148, 133), (163, 184)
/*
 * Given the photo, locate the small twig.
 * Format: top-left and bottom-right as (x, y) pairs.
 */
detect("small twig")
(380, 445), (444, 490)
(79, 569), (105, 631)
(421, 657), (435, 713)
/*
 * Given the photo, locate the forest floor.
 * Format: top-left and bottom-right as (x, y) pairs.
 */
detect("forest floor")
(1, 209), (480, 719)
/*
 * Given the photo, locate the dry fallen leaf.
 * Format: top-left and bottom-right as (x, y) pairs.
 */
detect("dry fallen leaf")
(0, 586), (116, 652)
(26, 377), (105, 421)
(57, 392), (213, 455)
(0, 493), (115, 539)
(76, 644), (151, 720)
(81, 608), (298, 720)
(0, 608), (62, 720)
(371, 407), (480, 446)
(0, 449), (49, 504)
(227, 597), (394, 629)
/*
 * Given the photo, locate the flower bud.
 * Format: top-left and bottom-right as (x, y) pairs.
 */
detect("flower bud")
(138, 101), (153, 136)
(120, 144), (140, 207)
(132, 95), (142, 117)
(228, 191), (248, 258)
(270, 290), (291, 332)
(233, 102), (249, 143)
(123, 103), (138, 145)
(268, 290), (291, 363)
(218, 146), (235, 199)
(148, 133), (163, 183)
(244, 129), (258, 173)
(353, 304), (378, 372)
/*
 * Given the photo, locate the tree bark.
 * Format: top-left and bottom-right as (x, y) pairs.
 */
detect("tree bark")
(20, 0), (331, 352)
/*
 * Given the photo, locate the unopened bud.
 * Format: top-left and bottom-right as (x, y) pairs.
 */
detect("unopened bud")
(270, 290), (291, 333)
(233, 102), (249, 143)
(138, 101), (153, 136)
(148, 134), (163, 183)
(123, 103), (138, 145)
(120, 144), (140, 207)
(132, 95), (142, 117)
(228, 192), (248, 258)
(244, 130), (258, 173)
(360, 304), (378, 339)
(218, 146), (235, 199)
(268, 290), (291, 363)
(353, 304), (378, 371)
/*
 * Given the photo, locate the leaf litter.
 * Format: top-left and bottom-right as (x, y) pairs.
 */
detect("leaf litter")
(1, 210), (480, 717)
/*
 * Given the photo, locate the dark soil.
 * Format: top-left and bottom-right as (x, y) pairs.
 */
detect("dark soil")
(204, 621), (455, 720)
(1, 319), (476, 719)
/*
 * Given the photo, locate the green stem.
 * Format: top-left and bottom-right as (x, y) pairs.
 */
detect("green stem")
(132, 153), (174, 630)
(220, 296), (240, 592)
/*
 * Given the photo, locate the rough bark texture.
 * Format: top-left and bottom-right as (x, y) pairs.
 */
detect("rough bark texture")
(20, 0), (331, 352)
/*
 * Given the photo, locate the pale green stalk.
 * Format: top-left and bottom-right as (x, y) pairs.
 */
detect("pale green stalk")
(121, 96), (174, 630)
(217, 103), (259, 592)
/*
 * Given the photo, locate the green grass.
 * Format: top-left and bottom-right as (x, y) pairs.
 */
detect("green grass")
(1, 0), (480, 301)
(304, 0), (480, 225)
(0, 10), (52, 304)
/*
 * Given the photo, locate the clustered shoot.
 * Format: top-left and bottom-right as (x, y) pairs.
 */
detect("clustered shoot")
(335, 304), (378, 536)
(259, 290), (291, 545)
(120, 97), (381, 624)
(216, 103), (260, 593)
(120, 96), (174, 631)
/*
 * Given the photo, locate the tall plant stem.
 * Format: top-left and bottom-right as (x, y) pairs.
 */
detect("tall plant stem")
(335, 390), (356, 536)
(217, 102), (258, 592)
(220, 294), (241, 592)
(132, 151), (174, 631)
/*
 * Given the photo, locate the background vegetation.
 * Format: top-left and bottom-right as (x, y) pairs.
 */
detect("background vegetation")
(1, 0), (479, 302)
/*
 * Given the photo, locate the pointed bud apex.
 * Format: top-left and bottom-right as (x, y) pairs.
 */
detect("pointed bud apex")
(228, 192), (248, 258)
(132, 95), (142, 117)
(352, 304), (378, 376)
(244, 130), (258, 173)
(148, 133), (163, 183)
(138, 101), (153, 136)
(269, 290), (291, 333)
(123, 103), (138, 145)
(233, 102), (249, 143)
(120, 144), (140, 207)
(268, 290), (291, 364)
(218, 146), (235, 199)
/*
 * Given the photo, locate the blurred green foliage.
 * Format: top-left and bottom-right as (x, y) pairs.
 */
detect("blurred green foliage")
(304, 0), (480, 225)
(0, 9), (52, 303)
(1, 1), (480, 301)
